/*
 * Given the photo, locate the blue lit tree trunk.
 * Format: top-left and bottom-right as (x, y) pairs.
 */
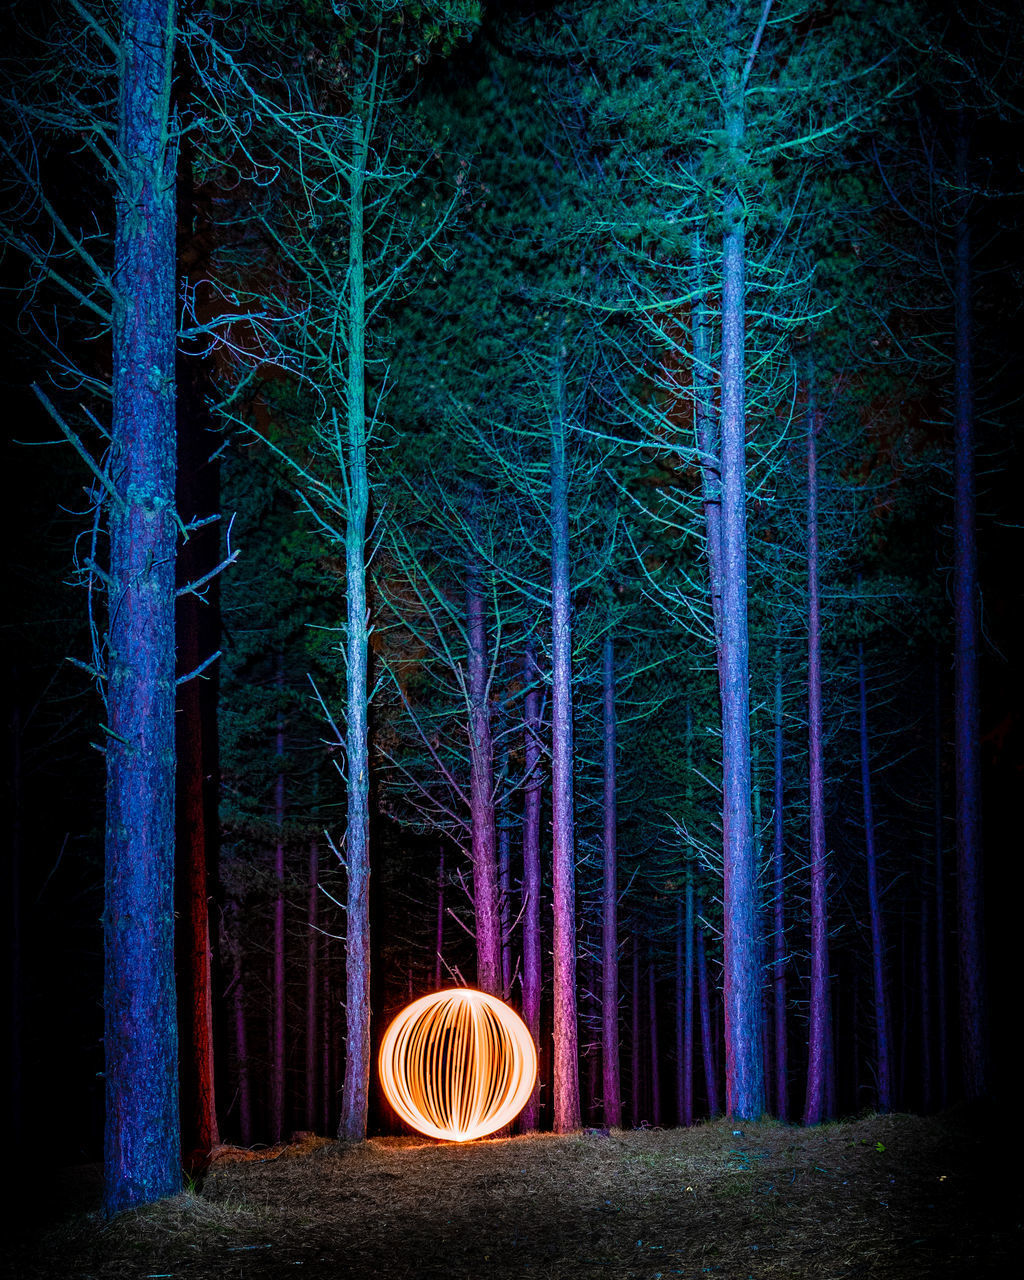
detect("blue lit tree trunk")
(339, 108), (371, 1143)
(550, 350), (581, 1133)
(103, 0), (181, 1215)
(718, 9), (764, 1122)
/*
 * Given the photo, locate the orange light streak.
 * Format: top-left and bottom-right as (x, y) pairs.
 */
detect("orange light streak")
(378, 989), (538, 1142)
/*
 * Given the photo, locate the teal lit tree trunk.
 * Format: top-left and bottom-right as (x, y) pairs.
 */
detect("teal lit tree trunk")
(718, 10), (764, 1122)
(103, 0), (181, 1215)
(339, 110), (371, 1143)
(550, 351), (580, 1133)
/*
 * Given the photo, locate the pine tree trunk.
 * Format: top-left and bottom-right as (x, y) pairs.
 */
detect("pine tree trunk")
(466, 558), (501, 996)
(601, 633), (622, 1127)
(519, 640), (543, 1131)
(174, 58), (220, 1174)
(718, 43), (763, 1120)
(952, 114), (988, 1100)
(550, 350), (580, 1132)
(803, 393), (832, 1125)
(103, 0), (181, 1215)
(680, 879), (695, 1125)
(648, 947), (661, 1126)
(696, 901), (719, 1116)
(270, 663), (285, 1143)
(631, 938), (641, 1125)
(772, 661), (788, 1120)
(858, 644), (892, 1111)
(338, 110), (372, 1143)
(434, 847), (445, 990)
(306, 839), (319, 1130)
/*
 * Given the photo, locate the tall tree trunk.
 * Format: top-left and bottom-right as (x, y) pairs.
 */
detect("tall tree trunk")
(338, 109), (372, 1143)
(631, 937), (641, 1124)
(306, 839), (319, 1130)
(718, 24), (763, 1121)
(696, 900), (719, 1116)
(270, 661), (286, 1143)
(678, 878), (695, 1125)
(952, 113), (988, 1100)
(519, 640), (543, 1130)
(772, 660), (788, 1120)
(857, 644), (892, 1111)
(550, 350), (580, 1132)
(465, 558), (501, 995)
(103, 0), (181, 1214)
(648, 947), (661, 1126)
(803, 391), (832, 1125)
(920, 883), (932, 1110)
(223, 891), (251, 1145)
(434, 847), (445, 990)
(174, 45), (220, 1174)
(601, 633), (622, 1127)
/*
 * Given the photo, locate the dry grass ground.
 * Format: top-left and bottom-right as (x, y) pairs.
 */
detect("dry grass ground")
(9, 1108), (1019, 1279)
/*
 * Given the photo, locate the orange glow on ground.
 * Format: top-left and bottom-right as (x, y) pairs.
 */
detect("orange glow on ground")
(378, 989), (538, 1142)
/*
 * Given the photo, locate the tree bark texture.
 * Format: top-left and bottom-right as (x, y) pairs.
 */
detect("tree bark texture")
(103, 0), (181, 1215)
(550, 355), (580, 1132)
(338, 111), (372, 1142)
(718, 42), (763, 1121)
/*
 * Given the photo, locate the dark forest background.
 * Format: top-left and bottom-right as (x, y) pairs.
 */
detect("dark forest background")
(1, 0), (1022, 1207)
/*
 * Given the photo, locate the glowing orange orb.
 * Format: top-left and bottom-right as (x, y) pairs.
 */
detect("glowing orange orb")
(378, 989), (537, 1142)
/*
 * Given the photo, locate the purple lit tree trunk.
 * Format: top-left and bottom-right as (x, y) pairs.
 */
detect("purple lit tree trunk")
(771, 660), (788, 1120)
(696, 901), (719, 1116)
(601, 633), (622, 1127)
(519, 640), (543, 1131)
(499, 808), (512, 1000)
(857, 644), (892, 1111)
(631, 938), (641, 1124)
(434, 847), (445, 990)
(102, 0), (181, 1215)
(550, 356), (580, 1132)
(648, 947), (661, 1126)
(270, 665), (286, 1143)
(803, 395), (832, 1125)
(849, 645), (890, 1116)
(338, 109), (371, 1143)
(305, 839), (319, 1130)
(718, 31), (763, 1120)
(952, 115), (988, 1101)
(465, 560), (501, 996)
(677, 879), (695, 1125)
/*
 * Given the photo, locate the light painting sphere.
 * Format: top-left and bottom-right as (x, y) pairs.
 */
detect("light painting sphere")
(378, 989), (538, 1142)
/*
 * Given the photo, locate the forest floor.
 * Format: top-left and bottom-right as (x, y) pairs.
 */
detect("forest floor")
(9, 1107), (1019, 1279)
